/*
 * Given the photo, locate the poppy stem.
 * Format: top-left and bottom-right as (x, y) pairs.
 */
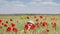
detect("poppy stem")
(55, 28), (56, 31)
(32, 30), (34, 34)
(15, 32), (17, 34)
(24, 29), (26, 34)
(3, 28), (5, 34)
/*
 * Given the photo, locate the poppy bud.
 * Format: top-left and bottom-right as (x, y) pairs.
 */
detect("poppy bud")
(2, 23), (4, 25)
(6, 21), (8, 24)
(27, 16), (30, 19)
(10, 19), (13, 21)
(36, 19), (39, 21)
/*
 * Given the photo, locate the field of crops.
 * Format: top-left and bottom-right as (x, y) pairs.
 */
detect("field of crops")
(0, 15), (60, 34)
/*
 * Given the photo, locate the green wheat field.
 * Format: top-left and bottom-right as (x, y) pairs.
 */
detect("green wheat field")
(0, 14), (60, 34)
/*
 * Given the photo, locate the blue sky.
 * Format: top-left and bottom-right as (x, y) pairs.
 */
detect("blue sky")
(0, 0), (60, 14)
(54, 0), (60, 3)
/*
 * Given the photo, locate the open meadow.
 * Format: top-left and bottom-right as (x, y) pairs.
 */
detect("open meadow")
(0, 15), (60, 34)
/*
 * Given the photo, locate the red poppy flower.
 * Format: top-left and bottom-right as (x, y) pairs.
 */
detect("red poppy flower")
(30, 24), (35, 30)
(34, 16), (37, 18)
(0, 19), (2, 23)
(24, 24), (28, 30)
(6, 21), (8, 24)
(0, 26), (2, 29)
(52, 22), (56, 28)
(12, 28), (18, 32)
(6, 27), (11, 32)
(10, 19), (13, 21)
(11, 23), (15, 27)
(40, 15), (43, 18)
(41, 22), (48, 27)
(44, 29), (50, 33)
(36, 19), (39, 21)
(4, 24), (8, 27)
(27, 16), (30, 19)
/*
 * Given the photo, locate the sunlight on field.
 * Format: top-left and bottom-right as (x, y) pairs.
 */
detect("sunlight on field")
(0, 15), (60, 34)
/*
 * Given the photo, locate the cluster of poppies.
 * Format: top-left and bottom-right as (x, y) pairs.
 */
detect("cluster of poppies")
(24, 22), (35, 30)
(26, 15), (43, 19)
(24, 15), (57, 34)
(0, 19), (18, 32)
(0, 15), (57, 34)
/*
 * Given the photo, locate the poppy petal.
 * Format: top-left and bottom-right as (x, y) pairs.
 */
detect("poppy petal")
(40, 15), (43, 18)
(30, 24), (35, 30)
(0, 19), (2, 23)
(0, 26), (2, 29)
(24, 24), (28, 30)
(4, 24), (8, 27)
(41, 22), (48, 27)
(52, 22), (56, 28)
(12, 28), (18, 32)
(11, 23), (15, 27)
(34, 16), (37, 18)
(6, 27), (11, 32)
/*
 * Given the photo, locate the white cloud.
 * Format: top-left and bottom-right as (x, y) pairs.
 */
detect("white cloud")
(28, 0), (60, 6)
(26, 0), (60, 14)
(0, 0), (60, 14)
(42, 0), (53, 2)
(0, 0), (30, 14)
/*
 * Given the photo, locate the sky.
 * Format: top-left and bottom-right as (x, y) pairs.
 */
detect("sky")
(0, 0), (60, 14)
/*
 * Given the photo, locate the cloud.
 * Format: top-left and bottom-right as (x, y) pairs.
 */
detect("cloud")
(28, 0), (60, 6)
(0, 0), (30, 14)
(0, 0), (60, 14)
(26, 0), (60, 14)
